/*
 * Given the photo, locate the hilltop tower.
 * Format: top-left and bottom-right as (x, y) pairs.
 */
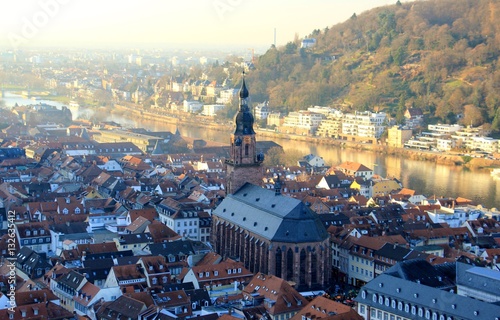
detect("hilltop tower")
(225, 76), (264, 194)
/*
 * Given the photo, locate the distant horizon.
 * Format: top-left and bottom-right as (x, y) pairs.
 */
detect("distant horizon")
(1, 0), (408, 52)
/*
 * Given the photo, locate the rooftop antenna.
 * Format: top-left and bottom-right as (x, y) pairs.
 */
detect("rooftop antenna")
(274, 28), (277, 47)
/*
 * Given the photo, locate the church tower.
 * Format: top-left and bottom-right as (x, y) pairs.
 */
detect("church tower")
(225, 76), (264, 194)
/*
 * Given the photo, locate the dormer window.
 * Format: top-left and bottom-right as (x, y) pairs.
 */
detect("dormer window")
(214, 271), (218, 276)
(75, 208), (81, 214)
(26, 231), (31, 236)
(205, 272), (209, 277)
(228, 269), (232, 274)
(63, 208), (69, 214)
(40, 230), (44, 235)
(33, 230), (38, 236)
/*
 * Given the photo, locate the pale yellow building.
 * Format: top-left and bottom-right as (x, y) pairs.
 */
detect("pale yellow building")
(387, 126), (412, 147)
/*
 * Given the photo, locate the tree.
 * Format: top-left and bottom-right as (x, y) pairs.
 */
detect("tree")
(282, 149), (304, 166)
(393, 46), (407, 66)
(461, 104), (484, 127)
(263, 146), (284, 167)
(395, 93), (406, 124)
(284, 42), (297, 54)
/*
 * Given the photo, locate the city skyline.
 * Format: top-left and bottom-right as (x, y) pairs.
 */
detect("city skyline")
(1, 0), (407, 51)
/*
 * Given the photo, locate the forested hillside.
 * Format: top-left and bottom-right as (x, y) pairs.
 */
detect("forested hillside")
(245, 0), (500, 131)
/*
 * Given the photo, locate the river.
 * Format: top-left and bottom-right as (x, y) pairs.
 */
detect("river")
(107, 113), (500, 210)
(1, 93), (499, 209)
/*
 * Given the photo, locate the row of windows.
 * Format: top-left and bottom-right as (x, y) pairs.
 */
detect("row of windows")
(362, 292), (455, 320)
(98, 147), (134, 152)
(351, 265), (373, 277)
(24, 238), (49, 244)
(151, 276), (168, 284)
(176, 221), (198, 227)
(25, 230), (46, 236)
(180, 229), (197, 234)
(351, 256), (374, 265)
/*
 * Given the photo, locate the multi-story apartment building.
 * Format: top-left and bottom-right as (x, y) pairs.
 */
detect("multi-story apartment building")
(428, 123), (463, 134)
(217, 88), (238, 104)
(267, 112), (284, 127)
(157, 199), (201, 241)
(15, 222), (51, 252)
(201, 104), (225, 117)
(465, 136), (499, 153)
(282, 111), (325, 135)
(342, 111), (387, 139)
(316, 114), (343, 138)
(435, 138), (456, 151)
(387, 126), (412, 148)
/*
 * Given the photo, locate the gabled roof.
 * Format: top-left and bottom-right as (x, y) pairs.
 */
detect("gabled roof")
(97, 295), (147, 319)
(336, 161), (372, 172)
(148, 240), (195, 257)
(374, 243), (412, 261)
(290, 296), (362, 320)
(15, 289), (58, 306)
(242, 273), (307, 315)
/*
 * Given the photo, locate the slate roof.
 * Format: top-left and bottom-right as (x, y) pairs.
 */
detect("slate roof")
(117, 232), (153, 245)
(148, 240), (195, 257)
(97, 295), (146, 319)
(213, 183), (328, 243)
(385, 259), (455, 289)
(58, 270), (85, 290)
(375, 243), (412, 261)
(456, 262), (500, 297)
(49, 222), (88, 234)
(355, 272), (500, 320)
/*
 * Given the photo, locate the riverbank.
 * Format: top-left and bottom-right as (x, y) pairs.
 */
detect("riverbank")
(111, 104), (500, 170)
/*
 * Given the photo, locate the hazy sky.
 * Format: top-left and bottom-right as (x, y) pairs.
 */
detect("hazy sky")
(1, 0), (405, 51)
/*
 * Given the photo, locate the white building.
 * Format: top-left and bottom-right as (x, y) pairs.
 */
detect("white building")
(435, 138), (456, 151)
(183, 100), (203, 113)
(428, 123), (463, 134)
(342, 111), (387, 139)
(465, 136), (499, 153)
(301, 38), (316, 48)
(254, 101), (270, 120)
(283, 111), (325, 133)
(202, 104), (225, 117)
(307, 106), (340, 116)
(425, 207), (481, 228)
(217, 88), (238, 104)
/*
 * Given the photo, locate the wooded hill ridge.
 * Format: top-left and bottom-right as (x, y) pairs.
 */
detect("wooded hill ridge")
(243, 0), (500, 131)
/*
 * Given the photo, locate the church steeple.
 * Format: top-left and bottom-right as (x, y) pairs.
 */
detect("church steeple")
(225, 75), (264, 194)
(233, 76), (255, 135)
